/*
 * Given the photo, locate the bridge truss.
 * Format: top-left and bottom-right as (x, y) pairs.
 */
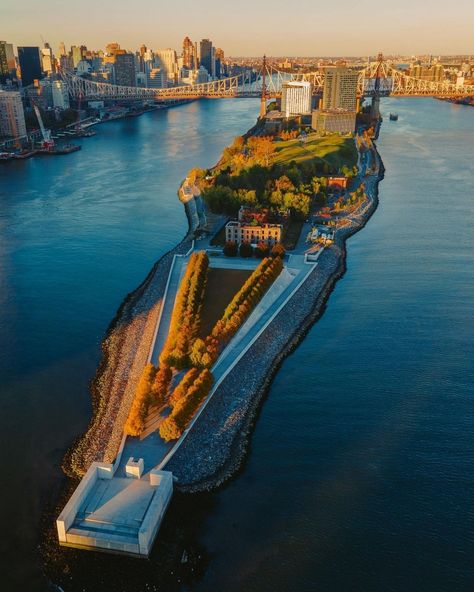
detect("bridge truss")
(61, 61), (474, 102)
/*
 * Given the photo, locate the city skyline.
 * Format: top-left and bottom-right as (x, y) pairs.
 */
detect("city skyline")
(3, 0), (474, 56)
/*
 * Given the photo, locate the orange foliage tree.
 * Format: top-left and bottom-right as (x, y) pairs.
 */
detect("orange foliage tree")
(159, 251), (209, 369)
(159, 368), (214, 441)
(124, 364), (156, 436)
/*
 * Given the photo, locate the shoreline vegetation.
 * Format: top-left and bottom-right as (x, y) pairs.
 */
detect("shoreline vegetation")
(62, 113), (384, 494)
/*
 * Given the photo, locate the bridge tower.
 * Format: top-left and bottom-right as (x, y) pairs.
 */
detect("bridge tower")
(259, 55), (267, 119)
(370, 52), (384, 119)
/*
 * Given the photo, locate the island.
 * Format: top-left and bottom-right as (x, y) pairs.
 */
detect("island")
(56, 109), (384, 557)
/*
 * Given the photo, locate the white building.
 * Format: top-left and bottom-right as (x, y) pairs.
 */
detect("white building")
(281, 81), (312, 117)
(154, 49), (177, 85)
(0, 90), (27, 138)
(41, 46), (54, 75)
(52, 80), (70, 109)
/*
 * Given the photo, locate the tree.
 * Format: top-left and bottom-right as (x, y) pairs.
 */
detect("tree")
(124, 363), (156, 436)
(202, 185), (239, 215)
(239, 241), (253, 258)
(159, 417), (182, 442)
(271, 243), (286, 258)
(151, 365), (172, 407)
(255, 241), (269, 258)
(223, 241), (238, 257)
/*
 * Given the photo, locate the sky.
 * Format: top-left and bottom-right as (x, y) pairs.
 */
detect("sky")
(3, 0), (474, 57)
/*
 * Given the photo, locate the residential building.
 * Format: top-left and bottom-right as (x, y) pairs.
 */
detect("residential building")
(0, 90), (26, 137)
(281, 81), (312, 116)
(147, 68), (165, 88)
(52, 80), (70, 109)
(154, 49), (177, 85)
(18, 46), (43, 86)
(312, 109), (356, 135)
(322, 66), (358, 111)
(114, 53), (136, 87)
(199, 39), (213, 77)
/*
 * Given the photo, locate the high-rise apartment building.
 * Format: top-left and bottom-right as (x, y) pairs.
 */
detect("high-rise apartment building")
(41, 44), (55, 75)
(199, 39), (213, 77)
(0, 90), (26, 137)
(18, 46), (43, 86)
(147, 68), (165, 88)
(154, 49), (177, 85)
(71, 46), (83, 68)
(322, 66), (359, 111)
(114, 53), (136, 86)
(281, 81), (312, 116)
(182, 36), (196, 70)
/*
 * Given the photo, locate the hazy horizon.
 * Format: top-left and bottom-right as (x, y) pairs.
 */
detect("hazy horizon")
(3, 0), (474, 57)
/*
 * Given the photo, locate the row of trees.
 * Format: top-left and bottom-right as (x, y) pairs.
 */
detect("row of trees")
(159, 368), (214, 441)
(188, 256), (284, 368)
(124, 363), (173, 436)
(159, 251), (209, 369)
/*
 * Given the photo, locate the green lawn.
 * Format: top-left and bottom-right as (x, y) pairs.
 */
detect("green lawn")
(272, 134), (357, 170)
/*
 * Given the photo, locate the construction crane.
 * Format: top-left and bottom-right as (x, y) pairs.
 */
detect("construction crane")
(32, 103), (55, 150)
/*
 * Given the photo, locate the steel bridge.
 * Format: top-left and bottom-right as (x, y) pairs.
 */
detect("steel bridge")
(62, 60), (474, 102)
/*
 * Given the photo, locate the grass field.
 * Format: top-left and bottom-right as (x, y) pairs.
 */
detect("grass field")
(198, 268), (252, 337)
(272, 134), (357, 170)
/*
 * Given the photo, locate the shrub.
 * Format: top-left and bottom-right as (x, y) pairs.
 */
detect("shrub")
(124, 364), (156, 436)
(239, 241), (253, 258)
(223, 240), (238, 257)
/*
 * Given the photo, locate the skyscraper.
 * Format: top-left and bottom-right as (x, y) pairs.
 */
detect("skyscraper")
(18, 46), (43, 87)
(322, 66), (359, 111)
(71, 46), (83, 68)
(154, 49), (177, 85)
(114, 53), (136, 87)
(199, 39), (213, 77)
(281, 81), (312, 116)
(41, 44), (55, 75)
(0, 41), (15, 82)
(58, 41), (66, 57)
(0, 90), (26, 137)
(182, 36), (195, 70)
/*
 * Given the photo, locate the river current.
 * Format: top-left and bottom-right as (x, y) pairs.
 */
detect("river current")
(0, 97), (473, 591)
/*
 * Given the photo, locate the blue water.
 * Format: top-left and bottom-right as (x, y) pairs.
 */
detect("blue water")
(0, 99), (259, 591)
(193, 98), (474, 591)
(0, 97), (473, 591)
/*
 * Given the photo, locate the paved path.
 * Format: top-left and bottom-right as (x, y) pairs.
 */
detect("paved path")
(150, 256), (186, 365)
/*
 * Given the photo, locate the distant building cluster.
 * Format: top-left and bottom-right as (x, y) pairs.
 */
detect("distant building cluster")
(0, 35), (231, 143)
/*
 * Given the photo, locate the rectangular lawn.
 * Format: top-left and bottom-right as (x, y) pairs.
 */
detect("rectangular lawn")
(198, 268), (252, 337)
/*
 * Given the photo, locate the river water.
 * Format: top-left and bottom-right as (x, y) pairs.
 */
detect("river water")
(0, 97), (473, 591)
